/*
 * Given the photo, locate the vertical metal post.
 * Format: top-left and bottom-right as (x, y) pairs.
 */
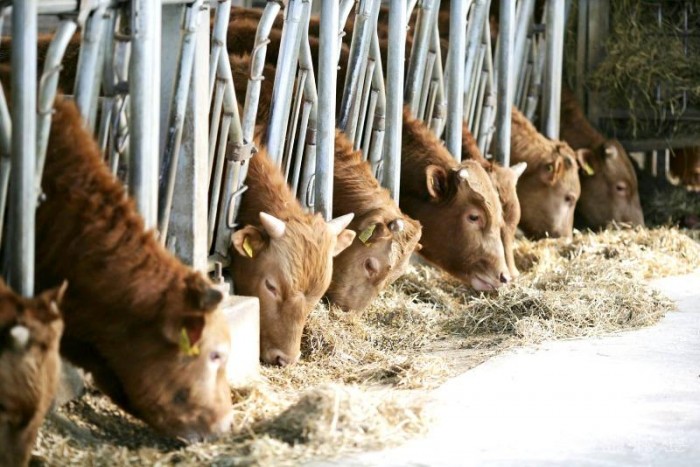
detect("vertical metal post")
(129, 0), (161, 230)
(542, 0), (565, 139)
(445, 0), (468, 160)
(404, 0), (437, 117)
(315, 0), (338, 220)
(382, 0), (405, 201)
(493, 0), (515, 167)
(512, 0), (535, 91)
(9, 0), (37, 296)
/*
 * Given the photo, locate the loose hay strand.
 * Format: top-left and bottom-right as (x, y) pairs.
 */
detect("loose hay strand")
(35, 227), (699, 466)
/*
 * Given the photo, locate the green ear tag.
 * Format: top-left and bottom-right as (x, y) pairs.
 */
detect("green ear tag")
(243, 236), (254, 258)
(582, 162), (595, 176)
(359, 224), (376, 245)
(179, 327), (200, 357)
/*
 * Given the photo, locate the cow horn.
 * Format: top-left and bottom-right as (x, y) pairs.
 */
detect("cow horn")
(388, 218), (405, 233)
(327, 213), (354, 236)
(604, 145), (618, 158)
(510, 162), (527, 179)
(456, 168), (469, 180)
(10, 325), (30, 351)
(259, 212), (286, 239)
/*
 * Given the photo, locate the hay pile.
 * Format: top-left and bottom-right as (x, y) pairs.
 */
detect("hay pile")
(34, 227), (699, 466)
(585, 0), (700, 139)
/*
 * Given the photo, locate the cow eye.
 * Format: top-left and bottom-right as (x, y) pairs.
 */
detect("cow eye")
(546, 163), (554, 173)
(564, 193), (576, 205)
(264, 279), (278, 296)
(467, 213), (480, 223)
(615, 182), (627, 193)
(209, 350), (225, 364)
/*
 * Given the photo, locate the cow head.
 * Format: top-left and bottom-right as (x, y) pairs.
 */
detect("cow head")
(488, 162), (527, 279)
(96, 273), (234, 441)
(327, 210), (422, 312)
(411, 160), (510, 291)
(516, 142), (582, 239)
(575, 140), (644, 229)
(231, 212), (355, 366)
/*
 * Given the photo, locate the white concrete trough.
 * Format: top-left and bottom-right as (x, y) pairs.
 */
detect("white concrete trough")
(222, 294), (261, 387)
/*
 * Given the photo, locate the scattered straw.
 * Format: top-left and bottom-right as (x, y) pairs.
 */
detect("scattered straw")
(34, 227), (699, 466)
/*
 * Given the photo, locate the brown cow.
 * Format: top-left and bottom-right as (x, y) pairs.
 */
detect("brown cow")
(0, 280), (65, 467)
(670, 147), (700, 192)
(228, 53), (422, 312)
(560, 86), (645, 228)
(461, 122), (527, 279)
(229, 145), (355, 366)
(0, 75), (235, 439)
(228, 21), (511, 290)
(402, 108), (510, 290)
(510, 107), (582, 239)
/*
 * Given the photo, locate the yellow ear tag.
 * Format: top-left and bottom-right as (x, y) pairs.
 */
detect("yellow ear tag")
(359, 224), (376, 245)
(179, 327), (200, 357)
(243, 236), (254, 258)
(582, 162), (595, 176)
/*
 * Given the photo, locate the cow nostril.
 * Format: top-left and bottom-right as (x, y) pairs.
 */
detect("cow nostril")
(276, 355), (289, 367)
(499, 273), (509, 284)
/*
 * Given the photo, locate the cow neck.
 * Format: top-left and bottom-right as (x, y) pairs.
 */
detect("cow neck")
(510, 107), (559, 166)
(559, 86), (606, 150)
(37, 96), (185, 319)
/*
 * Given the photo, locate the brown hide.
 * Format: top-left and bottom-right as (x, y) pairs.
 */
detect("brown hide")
(228, 53), (421, 312)
(0, 281), (64, 467)
(229, 19), (513, 290)
(461, 122), (524, 279)
(509, 107), (581, 239)
(670, 147), (700, 192)
(330, 131), (422, 311)
(0, 73), (234, 439)
(230, 147), (355, 366)
(560, 87), (644, 228)
(401, 109), (510, 290)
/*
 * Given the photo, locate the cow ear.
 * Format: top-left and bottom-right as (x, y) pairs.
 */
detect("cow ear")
(333, 229), (356, 257)
(425, 165), (449, 199)
(185, 273), (223, 311)
(39, 280), (68, 318)
(231, 225), (267, 259)
(356, 215), (393, 245)
(163, 313), (206, 353)
(576, 149), (597, 176)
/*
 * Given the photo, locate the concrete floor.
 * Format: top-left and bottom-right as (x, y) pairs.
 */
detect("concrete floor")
(314, 270), (700, 467)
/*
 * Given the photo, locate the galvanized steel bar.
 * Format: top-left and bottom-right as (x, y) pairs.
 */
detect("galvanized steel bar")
(462, 0), (489, 120)
(283, 68), (308, 178)
(292, 35), (318, 198)
(512, 0), (535, 90)
(445, 0), (468, 160)
(209, 0), (231, 107)
(241, 1), (283, 144)
(158, 0), (205, 244)
(542, 0), (565, 139)
(525, 32), (545, 121)
(315, 0), (338, 220)
(74, 4), (109, 130)
(338, 0), (375, 132)
(129, 0), (161, 229)
(365, 30), (386, 175)
(493, 0), (515, 167)
(477, 12), (495, 154)
(405, 0), (438, 117)
(266, 0), (305, 166)
(354, 59), (375, 149)
(382, 0), (405, 201)
(0, 61), (10, 250)
(9, 0), (38, 296)
(36, 20), (78, 193)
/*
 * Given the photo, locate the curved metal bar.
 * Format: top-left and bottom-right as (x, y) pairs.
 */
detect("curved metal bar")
(158, 0), (205, 244)
(266, 0), (305, 166)
(405, 0), (438, 116)
(241, 0), (283, 144)
(36, 19), (79, 193)
(74, 3), (109, 130)
(209, 0), (232, 107)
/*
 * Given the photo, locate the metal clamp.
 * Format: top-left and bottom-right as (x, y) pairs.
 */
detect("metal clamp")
(226, 141), (258, 163)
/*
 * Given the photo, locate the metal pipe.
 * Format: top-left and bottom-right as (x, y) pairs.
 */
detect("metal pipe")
(208, 113), (232, 247)
(129, 0), (161, 229)
(338, 0), (376, 131)
(383, 0), (405, 201)
(315, 0), (338, 220)
(542, 0), (565, 139)
(354, 59), (375, 150)
(158, 0), (205, 243)
(283, 68), (308, 179)
(364, 31), (386, 173)
(525, 33), (545, 121)
(0, 64), (11, 249)
(462, 0), (489, 117)
(9, 0), (38, 296)
(291, 102), (312, 194)
(209, 0), (231, 107)
(512, 0), (535, 90)
(404, 0), (438, 116)
(477, 12), (495, 153)
(36, 20), (78, 194)
(266, 0), (305, 166)
(208, 79), (226, 177)
(445, 0), (468, 159)
(493, 0), (515, 166)
(74, 4), (109, 130)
